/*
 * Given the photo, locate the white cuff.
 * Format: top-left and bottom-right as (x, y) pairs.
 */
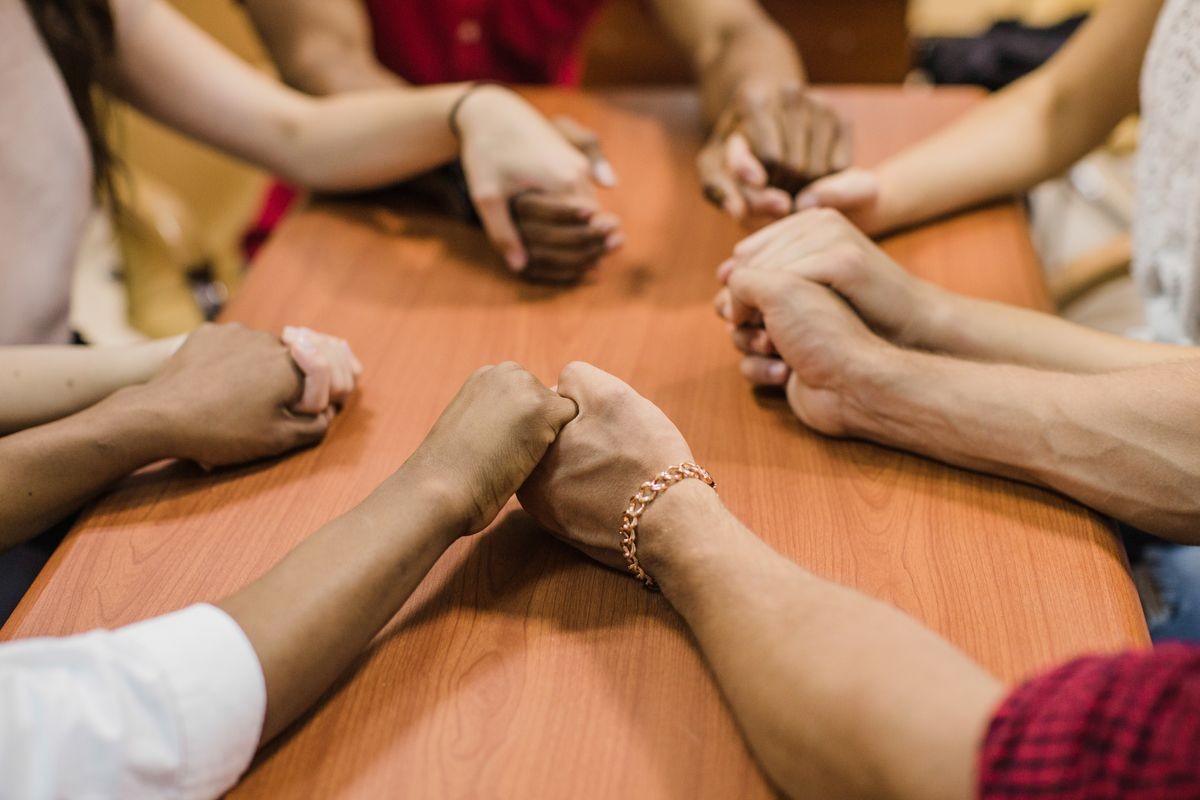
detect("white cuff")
(115, 604), (266, 799)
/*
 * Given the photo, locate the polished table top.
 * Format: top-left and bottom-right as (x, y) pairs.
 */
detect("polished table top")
(3, 87), (1149, 798)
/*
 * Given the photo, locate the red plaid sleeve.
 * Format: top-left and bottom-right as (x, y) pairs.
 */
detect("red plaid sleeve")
(979, 645), (1200, 799)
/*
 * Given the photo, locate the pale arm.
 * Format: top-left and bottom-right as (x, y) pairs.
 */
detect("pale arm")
(641, 482), (1004, 800)
(243, 0), (405, 94)
(842, 350), (1200, 542)
(111, 0), (465, 191)
(915, 284), (1193, 372)
(859, 0), (1161, 235)
(0, 337), (181, 434)
(650, 0), (804, 123)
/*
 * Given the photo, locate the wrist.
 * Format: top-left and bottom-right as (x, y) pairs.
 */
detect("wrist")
(835, 344), (923, 442)
(635, 479), (741, 598)
(452, 84), (524, 140)
(376, 462), (480, 546)
(80, 386), (175, 467)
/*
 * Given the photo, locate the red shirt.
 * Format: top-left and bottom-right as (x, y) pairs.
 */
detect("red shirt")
(979, 645), (1200, 799)
(364, 0), (608, 86)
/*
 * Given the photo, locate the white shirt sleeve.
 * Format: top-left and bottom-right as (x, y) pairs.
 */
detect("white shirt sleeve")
(0, 604), (266, 800)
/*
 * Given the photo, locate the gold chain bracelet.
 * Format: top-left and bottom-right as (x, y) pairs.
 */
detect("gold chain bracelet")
(619, 462), (717, 590)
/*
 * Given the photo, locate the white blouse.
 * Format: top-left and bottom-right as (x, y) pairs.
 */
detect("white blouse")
(1133, 0), (1200, 344)
(0, 604), (265, 800)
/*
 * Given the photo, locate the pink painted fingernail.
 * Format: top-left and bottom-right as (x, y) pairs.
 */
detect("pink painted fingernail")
(768, 361), (789, 381)
(605, 231), (625, 251)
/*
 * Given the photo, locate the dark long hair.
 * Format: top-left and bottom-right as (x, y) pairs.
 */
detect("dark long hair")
(23, 0), (118, 197)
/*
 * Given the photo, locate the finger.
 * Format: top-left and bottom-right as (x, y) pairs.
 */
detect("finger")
(288, 341), (332, 415)
(698, 142), (748, 220)
(724, 133), (768, 187)
(713, 286), (734, 319)
(733, 212), (802, 258)
(341, 339), (364, 378)
(739, 95), (785, 171)
(513, 192), (598, 224)
(519, 220), (609, 249)
(474, 191), (528, 271)
(830, 116), (854, 173)
(545, 393), (580, 433)
(554, 116), (618, 187)
(740, 355), (791, 387)
(741, 185), (793, 219)
(527, 241), (609, 271)
(796, 169), (879, 212)
(730, 326), (777, 356)
(556, 360), (614, 409)
(805, 106), (835, 180)
(727, 267), (789, 327)
(780, 97), (813, 181)
(286, 406), (335, 447)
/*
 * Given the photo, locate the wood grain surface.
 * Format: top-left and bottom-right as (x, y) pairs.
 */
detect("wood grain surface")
(2, 88), (1149, 799)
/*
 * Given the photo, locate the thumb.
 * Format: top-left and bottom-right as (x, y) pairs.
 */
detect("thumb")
(796, 168), (879, 211)
(473, 190), (528, 272)
(553, 116), (617, 187)
(287, 339), (332, 415)
(727, 268), (789, 327)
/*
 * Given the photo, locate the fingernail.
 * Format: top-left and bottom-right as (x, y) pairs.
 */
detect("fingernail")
(593, 160), (618, 188)
(768, 361), (789, 381)
(507, 250), (528, 271)
(605, 231), (625, 251)
(593, 216), (618, 234)
(796, 192), (819, 210)
(717, 258), (736, 279)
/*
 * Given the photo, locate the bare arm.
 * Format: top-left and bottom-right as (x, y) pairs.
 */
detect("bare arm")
(842, 350), (1200, 543)
(917, 286), (1192, 372)
(111, 0), (463, 190)
(517, 363), (1002, 800)
(218, 467), (458, 742)
(720, 208), (1192, 374)
(804, 0), (1163, 235)
(0, 325), (356, 553)
(243, 0), (404, 94)
(109, 0), (602, 269)
(0, 337), (181, 434)
(650, 0), (804, 124)
(643, 483), (1003, 800)
(0, 391), (167, 551)
(219, 363), (576, 744)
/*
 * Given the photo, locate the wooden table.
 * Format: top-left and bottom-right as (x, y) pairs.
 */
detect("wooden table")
(3, 88), (1149, 798)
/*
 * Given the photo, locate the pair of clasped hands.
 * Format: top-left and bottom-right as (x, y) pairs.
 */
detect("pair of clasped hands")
(135, 318), (694, 572)
(469, 81), (851, 284)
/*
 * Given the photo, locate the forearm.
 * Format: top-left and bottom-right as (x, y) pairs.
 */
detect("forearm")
(0, 338), (181, 434)
(654, 0), (804, 124)
(218, 466), (461, 743)
(280, 85), (471, 191)
(644, 483), (1002, 800)
(864, 0), (1158, 236)
(0, 388), (168, 551)
(867, 77), (1096, 235)
(845, 349), (1200, 542)
(914, 284), (1193, 372)
(113, 0), (465, 192)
